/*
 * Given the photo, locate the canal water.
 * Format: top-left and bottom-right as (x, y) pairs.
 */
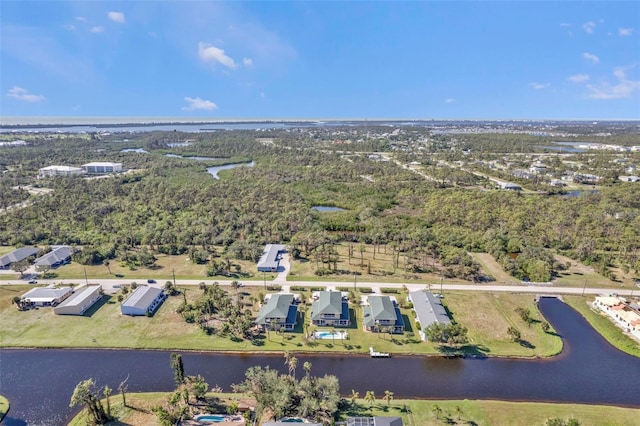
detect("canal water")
(1, 298), (638, 425)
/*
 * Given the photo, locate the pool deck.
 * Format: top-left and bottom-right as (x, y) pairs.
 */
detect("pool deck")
(182, 415), (245, 426)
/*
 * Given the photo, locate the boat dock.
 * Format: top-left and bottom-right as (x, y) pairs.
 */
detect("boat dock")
(369, 347), (390, 358)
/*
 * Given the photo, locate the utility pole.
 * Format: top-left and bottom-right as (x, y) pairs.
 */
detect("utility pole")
(84, 267), (88, 286)
(263, 271), (266, 291)
(440, 271), (444, 295)
(172, 268), (176, 287)
(354, 273), (357, 291)
(581, 279), (587, 297)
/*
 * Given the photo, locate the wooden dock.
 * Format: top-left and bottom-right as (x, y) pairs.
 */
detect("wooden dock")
(369, 346), (390, 358)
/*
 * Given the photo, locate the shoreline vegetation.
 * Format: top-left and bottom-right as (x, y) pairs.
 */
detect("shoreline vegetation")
(0, 395), (9, 423)
(67, 392), (640, 426)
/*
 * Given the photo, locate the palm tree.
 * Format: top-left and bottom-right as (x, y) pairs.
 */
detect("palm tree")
(350, 389), (359, 406)
(103, 259), (111, 274)
(432, 404), (442, 419)
(303, 361), (312, 378)
(364, 390), (376, 408)
(455, 405), (463, 421)
(103, 386), (112, 419)
(383, 390), (394, 407)
(288, 356), (298, 378)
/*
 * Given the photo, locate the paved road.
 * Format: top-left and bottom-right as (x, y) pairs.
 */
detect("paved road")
(2, 277), (636, 297)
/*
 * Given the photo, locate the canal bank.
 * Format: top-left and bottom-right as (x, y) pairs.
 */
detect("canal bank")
(1, 298), (639, 425)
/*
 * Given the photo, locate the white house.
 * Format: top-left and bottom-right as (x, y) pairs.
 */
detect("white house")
(54, 285), (102, 315)
(121, 286), (166, 316)
(21, 286), (74, 307)
(82, 162), (123, 174)
(38, 165), (85, 178)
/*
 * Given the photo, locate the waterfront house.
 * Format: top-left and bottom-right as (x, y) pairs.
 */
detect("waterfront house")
(594, 296), (640, 340)
(0, 246), (41, 269)
(257, 244), (286, 272)
(362, 295), (404, 334)
(33, 246), (73, 269)
(310, 290), (351, 327)
(256, 293), (298, 331)
(121, 286), (166, 316)
(344, 416), (403, 426)
(21, 286), (73, 307)
(53, 285), (102, 315)
(408, 290), (451, 341)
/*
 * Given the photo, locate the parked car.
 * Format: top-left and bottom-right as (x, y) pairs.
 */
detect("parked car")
(147, 279), (156, 284)
(28, 280), (37, 284)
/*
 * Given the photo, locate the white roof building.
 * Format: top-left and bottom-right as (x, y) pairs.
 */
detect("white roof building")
(54, 285), (102, 315)
(21, 286), (74, 306)
(82, 162), (123, 174)
(38, 165), (85, 178)
(121, 286), (166, 316)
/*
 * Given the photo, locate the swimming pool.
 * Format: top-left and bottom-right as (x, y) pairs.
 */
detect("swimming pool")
(314, 330), (348, 340)
(196, 414), (227, 423)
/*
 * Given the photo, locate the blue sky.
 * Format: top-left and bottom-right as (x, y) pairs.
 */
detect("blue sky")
(1, 1), (639, 119)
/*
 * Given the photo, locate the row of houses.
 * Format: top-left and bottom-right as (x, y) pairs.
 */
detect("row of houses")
(19, 285), (166, 317)
(0, 246), (73, 269)
(38, 162), (123, 178)
(266, 416), (403, 426)
(255, 289), (450, 338)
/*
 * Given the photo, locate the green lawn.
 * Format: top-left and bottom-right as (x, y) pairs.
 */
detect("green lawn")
(564, 296), (640, 358)
(67, 392), (640, 426)
(0, 395), (9, 422)
(1, 285), (563, 357)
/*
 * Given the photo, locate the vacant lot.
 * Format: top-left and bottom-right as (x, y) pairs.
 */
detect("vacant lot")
(1, 285), (562, 357)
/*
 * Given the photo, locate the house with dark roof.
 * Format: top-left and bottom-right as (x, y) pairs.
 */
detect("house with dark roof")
(408, 290), (451, 341)
(257, 244), (286, 272)
(311, 290), (351, 327)
(256, 293), (298, 331)
(54, 285), (102, 315)
(34, 246), (73, 268)
(362, 295), (404, 334)
(0, 246), (41, 269)
(21, 286), (74, 307)
(121, 286), (166, 316)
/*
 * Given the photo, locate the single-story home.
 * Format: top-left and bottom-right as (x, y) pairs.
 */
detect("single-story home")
(311, 290), (351, 327)
(21, 286), (74, 307)
(34, 246), (73, 268)
(54, 285), (102, 315)
(257, 244), (286, 272)
(362, 295), (404, 334)
(345, 416), (403, 426)
(408, 290), (451, 341)
(0, 246), (41, 269)
(256, 293), (298, 331)
(121, 286), (166, 316)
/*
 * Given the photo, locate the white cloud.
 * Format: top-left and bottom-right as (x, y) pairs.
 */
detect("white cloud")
(108, 12), (125, 24)
(7, 86), (45, 102)
(529, 82), (550, 90)
(198, 42), (237, 69)
(444, 98), (455, 103)
(583, 21), (596, 34)
(75, 16), (87, 22)
(618, 28), (634, 36)
(91, 26), (104, 34)
(586, 65), (640, 99)
(243, 57), (253, 67)
(182, 96), (218, 111)
(568, 74), (590, 83)
(582, 52), (600, 64)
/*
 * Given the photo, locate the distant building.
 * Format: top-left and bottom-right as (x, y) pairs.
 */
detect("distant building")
(0, 246), (41, 269)
(34, 246), (73, 268)
(594, 296), (640, 340)
(619, 175), (640, 183)
(311, 290), (351, 327)
(344, 416), (404, 426)
(54, 285), (102, 315)
(408, 290), (451, 341)
(38, 165), (84, 178)
(82, 162), (123, 174)
(256, 293), (298, 331)
(500, 182), (522, 191)
(362, 295), (404, 334)
(121, 286), (166, 316)
(257, 244), (286, 272)
(21, 286), (73, 307)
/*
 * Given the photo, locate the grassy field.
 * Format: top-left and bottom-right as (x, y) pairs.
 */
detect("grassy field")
(563, 296), (640, 358)
(0, 285), (562, 357)
(0, 395), (9, 422)
(67, 392), (640, 426)
(469, 252), (520, 283)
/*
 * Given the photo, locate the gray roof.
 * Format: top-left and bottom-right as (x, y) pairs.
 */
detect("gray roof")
(363, 295), (403, 328)
(34, 246), (73, 266)
(54, 285), (101, 309)
(409, 290), (451, 329)
(347, 417), (403, 426)
(256, 293), (294, 324)
(257, 244), (285, 270)
(0, 246), (40, 267)
(311, 290), (343, 320)
(264, 422), (322, 426)
(21, 286), (73, 302)
(122, 286), (164, 309)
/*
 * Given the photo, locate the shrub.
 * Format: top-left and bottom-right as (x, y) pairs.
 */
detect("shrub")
(359, 287), (373, 293)
(380, 287), (399, 294)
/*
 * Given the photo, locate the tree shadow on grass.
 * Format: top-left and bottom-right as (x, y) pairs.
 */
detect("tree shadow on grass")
(518, 339), (536, 349)
(437, 344), (491, 358)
